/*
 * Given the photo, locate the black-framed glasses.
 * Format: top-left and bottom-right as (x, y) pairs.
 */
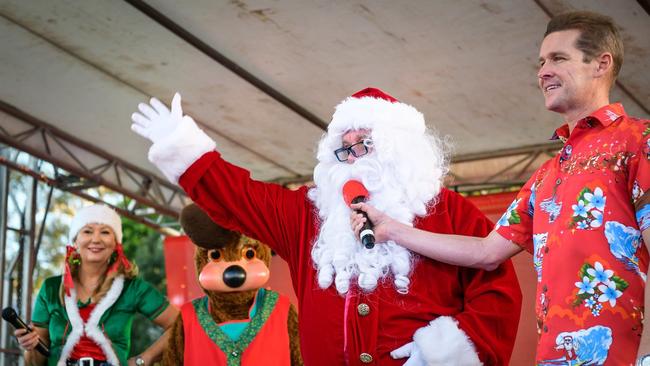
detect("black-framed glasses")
(334, 139), (373, 162)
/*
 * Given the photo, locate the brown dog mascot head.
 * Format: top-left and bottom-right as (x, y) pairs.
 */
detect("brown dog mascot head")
(163, 203), (302, 365)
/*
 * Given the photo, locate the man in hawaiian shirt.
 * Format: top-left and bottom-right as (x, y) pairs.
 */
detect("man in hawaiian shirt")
(351, 10), (650, 365)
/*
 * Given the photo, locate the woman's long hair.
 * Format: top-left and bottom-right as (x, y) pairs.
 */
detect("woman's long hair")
(59, 247), (139, 304)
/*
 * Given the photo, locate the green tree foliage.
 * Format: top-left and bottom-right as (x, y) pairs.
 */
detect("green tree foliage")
(120, 217), (168, 358)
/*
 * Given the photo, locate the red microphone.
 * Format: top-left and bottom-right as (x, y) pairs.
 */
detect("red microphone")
(343, 180), (375, 249)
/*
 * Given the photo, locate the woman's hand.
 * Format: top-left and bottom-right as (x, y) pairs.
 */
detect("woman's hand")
(14, 326), (41, 351)
(349, 202), (396, 243)
(134, 305), (179, 365)
(127, 355), (147, 366)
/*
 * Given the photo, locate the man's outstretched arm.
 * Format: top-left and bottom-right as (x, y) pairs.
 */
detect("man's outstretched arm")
(351, 202), (523, 270)
(635, 228), (650, 364)
(131, 93), (309, 259)
(387, 191), (523, 365)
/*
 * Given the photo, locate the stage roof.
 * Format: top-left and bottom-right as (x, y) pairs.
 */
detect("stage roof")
(1, 0), (648, 218)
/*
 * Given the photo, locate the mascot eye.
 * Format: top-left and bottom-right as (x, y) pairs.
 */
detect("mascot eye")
(208, 249), (223, 261)
(242, 247), (256, 260)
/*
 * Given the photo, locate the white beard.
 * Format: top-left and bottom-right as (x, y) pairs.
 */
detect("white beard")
(308, 128), (447, 294)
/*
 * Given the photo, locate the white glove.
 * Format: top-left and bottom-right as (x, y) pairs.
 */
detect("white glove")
(129, 92), (216, 184)
(390, 316), (482, 366)
(131, 92), (183, 143)
(391, 341), (427, 366)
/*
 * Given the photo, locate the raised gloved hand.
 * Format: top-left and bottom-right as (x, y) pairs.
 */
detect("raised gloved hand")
(130, 92), (216, 184)
(131, 93), (184, 143)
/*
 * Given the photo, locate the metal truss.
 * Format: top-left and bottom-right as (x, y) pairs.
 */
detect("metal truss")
(271, 142), (564, 195)
(0, 95), (564, 220)
(0, 103), (188, 363)
(446, 142), (563, 193)
(0, 153), (42, 364)
(0, 100), (190, 233)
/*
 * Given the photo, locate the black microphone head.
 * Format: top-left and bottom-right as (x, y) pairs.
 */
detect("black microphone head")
(362, 235), (375, 249)
(2, 307), (16, 321)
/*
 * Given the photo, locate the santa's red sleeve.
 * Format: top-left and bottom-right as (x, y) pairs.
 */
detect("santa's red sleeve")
(419, 189), (522, 365)
(178, 150), (310, 263)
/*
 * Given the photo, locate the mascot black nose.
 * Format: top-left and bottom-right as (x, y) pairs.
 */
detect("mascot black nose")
(223, 265), (246, 288)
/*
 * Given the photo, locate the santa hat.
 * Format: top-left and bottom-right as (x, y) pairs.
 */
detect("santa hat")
(327, 87), (426, 136)
(69, 204), (123, 244)
(64, 204), (130, 296)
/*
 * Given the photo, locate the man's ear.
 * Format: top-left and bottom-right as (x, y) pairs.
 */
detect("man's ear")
(594, 52), (613, 79)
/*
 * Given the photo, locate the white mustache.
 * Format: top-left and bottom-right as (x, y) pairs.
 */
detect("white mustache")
(327, 156), (384, 193)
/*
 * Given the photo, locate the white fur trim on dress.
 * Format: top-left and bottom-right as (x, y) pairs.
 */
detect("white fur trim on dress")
(148, 116), (216, 184)
(58, 275), (125, 366)
(414, 316), (482, 366)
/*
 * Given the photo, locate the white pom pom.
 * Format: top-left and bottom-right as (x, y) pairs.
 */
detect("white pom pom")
(317, 266), (334, 289)
(335, 275), (350, 294)
(358, 272), (379, 292)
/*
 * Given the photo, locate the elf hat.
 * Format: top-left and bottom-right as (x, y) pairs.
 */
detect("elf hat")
(69, 204), (123, 244)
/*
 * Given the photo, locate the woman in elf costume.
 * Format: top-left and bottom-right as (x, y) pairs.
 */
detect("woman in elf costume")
(15, 204), (178, 366)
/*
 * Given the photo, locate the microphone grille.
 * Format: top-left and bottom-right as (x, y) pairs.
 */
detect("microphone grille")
(2, 307), (16, 321)
(342, 180), (368, 206)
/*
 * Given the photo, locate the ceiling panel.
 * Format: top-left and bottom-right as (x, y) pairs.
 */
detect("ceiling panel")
(1, 0), (647, 187)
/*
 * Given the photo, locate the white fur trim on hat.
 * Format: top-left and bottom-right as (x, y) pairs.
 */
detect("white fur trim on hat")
(328, 94), (426, 136)
(148, 115), (216, 184)
(69, 204), (123, 244)
(414, 316), (482, 365)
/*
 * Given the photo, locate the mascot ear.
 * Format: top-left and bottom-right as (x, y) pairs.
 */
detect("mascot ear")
(180, 203), (241, 249)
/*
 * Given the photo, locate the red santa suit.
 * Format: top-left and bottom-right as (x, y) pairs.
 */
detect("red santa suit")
(176, 151), (522, 365)
(135, 88), (523, 365)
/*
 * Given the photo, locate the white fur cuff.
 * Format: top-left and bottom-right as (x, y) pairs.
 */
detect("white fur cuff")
(414, 316), (482, 366)
(148, 116), (216, 184)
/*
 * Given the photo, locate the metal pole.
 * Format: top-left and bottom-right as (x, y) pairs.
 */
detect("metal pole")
(0, 150), (9, 366)
(20, 172), (36, 323)
(32, 185), (54, 274)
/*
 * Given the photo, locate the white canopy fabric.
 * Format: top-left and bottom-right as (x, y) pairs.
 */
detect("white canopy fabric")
(0, 0), (648, 198)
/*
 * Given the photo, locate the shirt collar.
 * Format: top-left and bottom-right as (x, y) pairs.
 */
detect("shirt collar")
(550, 103), (626, 142)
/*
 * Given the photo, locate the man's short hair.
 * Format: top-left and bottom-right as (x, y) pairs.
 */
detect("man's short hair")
(545, 11), (624, 81)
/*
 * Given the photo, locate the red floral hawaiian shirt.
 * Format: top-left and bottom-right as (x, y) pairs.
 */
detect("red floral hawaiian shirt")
(496, 103), (650, 365)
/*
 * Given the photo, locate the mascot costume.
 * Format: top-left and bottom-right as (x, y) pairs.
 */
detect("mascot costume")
(163, 203), (302, 365)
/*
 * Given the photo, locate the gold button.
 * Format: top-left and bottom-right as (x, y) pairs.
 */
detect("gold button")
(357, 303), (370, 316)
(360, 353), (373, 363)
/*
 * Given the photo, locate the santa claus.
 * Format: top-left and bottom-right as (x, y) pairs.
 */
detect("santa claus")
(132, 87), (522, 365)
